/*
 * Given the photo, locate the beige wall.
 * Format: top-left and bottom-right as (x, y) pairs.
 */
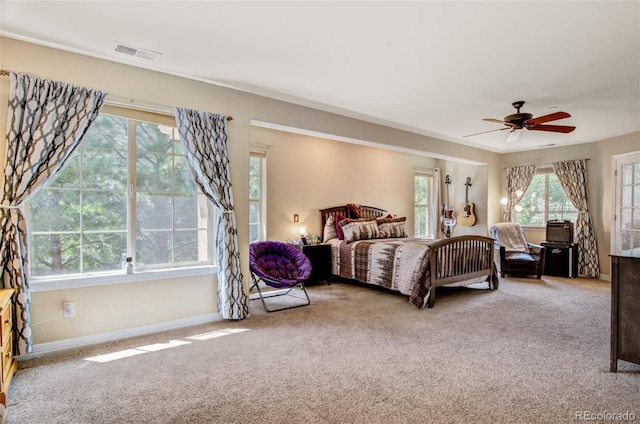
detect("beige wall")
(3, 36), (633, 349)
(438, 161), (492, 237)
(596, 132), (640, 264)
(250, 127), (491, 241)
(501, 131), (640, 277)
(0, 37), (502, 349)
(31, 277), (216, 344)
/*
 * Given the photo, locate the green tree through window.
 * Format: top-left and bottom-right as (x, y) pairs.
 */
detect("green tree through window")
(515, 172), (578, 226)
(414, 170), (435, 238)
(28, 112), (213, 278)
(249, 151), (266, 243)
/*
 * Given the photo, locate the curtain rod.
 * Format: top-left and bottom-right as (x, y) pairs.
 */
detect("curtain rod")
(1, 69), (233, 121)
(504, 158), (589, 169)
(106, 96), (233, 121)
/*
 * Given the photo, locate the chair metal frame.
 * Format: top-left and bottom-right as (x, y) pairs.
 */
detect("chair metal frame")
(249, 273), (310, 312)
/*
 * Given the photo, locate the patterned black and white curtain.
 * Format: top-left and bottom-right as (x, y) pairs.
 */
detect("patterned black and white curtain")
(503, 165), (537, 222)
(174, 108), (248, 320)
(1, 73), (106, 354)
(553, 159), (599, 277)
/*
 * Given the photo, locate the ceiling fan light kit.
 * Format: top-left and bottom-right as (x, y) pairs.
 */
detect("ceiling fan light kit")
(464, 100), (576, 143)
(505, 129), (521, 144)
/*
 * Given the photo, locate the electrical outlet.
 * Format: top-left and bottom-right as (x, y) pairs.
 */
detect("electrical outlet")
(63, 301), (76, 318)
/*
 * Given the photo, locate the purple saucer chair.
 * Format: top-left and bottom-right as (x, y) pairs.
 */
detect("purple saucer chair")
(249, 241), (312, 312)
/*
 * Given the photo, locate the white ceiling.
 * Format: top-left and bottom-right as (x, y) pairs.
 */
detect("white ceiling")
(1, 1), (639, 154)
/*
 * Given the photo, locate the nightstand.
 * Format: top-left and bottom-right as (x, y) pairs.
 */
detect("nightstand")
(298, 243), (332, 284)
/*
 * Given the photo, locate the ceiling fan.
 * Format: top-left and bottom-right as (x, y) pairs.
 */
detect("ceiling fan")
(464, 100), (576, 143)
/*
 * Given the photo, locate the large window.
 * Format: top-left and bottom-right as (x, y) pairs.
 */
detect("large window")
(249, 150), (266, 243)
(514, 171), (578, 226)
(27, 108), (214, 279)
(414, 169), (437, 238)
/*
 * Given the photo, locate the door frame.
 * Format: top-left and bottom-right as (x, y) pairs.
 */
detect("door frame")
(611, 150), (640, 255)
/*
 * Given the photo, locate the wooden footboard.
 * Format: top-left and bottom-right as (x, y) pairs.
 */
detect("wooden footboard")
(427, 235), (498, 308)
(320, 205), (498, 309)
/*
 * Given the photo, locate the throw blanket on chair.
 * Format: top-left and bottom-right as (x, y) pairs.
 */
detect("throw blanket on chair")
(490, 223), (529, 253)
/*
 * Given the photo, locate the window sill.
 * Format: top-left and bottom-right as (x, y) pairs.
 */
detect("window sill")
(30, 265), (218, 293)
(519, 225), (545, 231)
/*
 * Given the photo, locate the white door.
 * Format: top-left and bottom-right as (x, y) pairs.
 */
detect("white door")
(612, 151), (640, 255)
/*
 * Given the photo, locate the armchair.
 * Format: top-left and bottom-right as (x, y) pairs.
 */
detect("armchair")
(490, 222), (546, 279)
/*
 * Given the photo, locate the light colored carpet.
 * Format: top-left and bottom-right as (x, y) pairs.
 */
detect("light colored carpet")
(6, 276), (640, 424)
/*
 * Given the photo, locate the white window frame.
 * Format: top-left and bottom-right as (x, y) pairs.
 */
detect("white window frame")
(514, 168), (578, 229)
(249, 148), (267, 243)
(611, 151), (640, 255)
(414, 167), (439, 239)
(26, 105), (217, 292)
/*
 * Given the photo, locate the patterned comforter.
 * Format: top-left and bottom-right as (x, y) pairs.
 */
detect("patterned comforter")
(327, 238), (436, 307)
(327, 237), (491, 308)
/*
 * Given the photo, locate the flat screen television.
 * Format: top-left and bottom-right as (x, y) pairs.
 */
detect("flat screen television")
(546, 220), (574, 243)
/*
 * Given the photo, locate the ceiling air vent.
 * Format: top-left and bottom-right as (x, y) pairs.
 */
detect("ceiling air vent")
(113, 41), (162, 61)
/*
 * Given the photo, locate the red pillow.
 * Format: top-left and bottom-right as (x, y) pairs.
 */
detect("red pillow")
(347, 203), (363, 218)
(334, 214), (346, 240)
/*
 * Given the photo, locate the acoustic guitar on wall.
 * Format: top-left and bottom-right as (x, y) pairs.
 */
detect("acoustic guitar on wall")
(458, 177), (477, 226)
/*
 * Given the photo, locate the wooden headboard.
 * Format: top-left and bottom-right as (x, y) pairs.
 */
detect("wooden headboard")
(319, 205), (388, 238)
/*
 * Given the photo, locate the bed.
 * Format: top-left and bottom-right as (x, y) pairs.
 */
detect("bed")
(320, 204), (499, 308)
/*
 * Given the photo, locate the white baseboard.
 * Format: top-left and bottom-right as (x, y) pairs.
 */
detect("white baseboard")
(18, 313), (222, 361)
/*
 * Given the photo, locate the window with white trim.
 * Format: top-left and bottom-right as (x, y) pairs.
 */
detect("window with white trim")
(414, 169), (437, 238)
(514, 170), (578, 226)
(249, 150), (266, 243)
(27, 105), (215, 279)
(612, 151), (640, 255)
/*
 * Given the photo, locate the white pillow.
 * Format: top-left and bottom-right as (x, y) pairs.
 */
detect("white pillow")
(340, 219), (380, 243)
(377, 217), (408, 238)
(323, 215), (337, 241)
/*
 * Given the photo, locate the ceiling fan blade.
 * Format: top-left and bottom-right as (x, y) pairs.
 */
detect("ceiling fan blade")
(526, 111), (571, 125)
(482, 118), (508, 124)
(528, 124), (576, 133)
(463, 127), (510, 138)
(505, 129), (521, 143)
